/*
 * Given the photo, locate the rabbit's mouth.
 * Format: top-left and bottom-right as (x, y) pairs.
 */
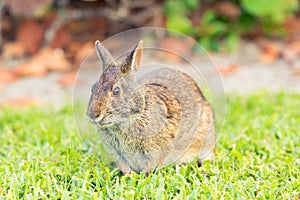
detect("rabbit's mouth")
(91, 115), (113, 127)
(98, 121), (113, 127)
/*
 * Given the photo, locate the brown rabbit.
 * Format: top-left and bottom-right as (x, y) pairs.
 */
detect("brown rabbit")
(86, 40), (216, 175)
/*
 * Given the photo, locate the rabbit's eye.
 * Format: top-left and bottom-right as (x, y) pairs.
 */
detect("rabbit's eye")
(91, 82), (98, 93)
(113, 87), (120, 96)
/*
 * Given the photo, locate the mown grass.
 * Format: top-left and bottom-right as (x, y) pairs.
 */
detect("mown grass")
(0, 92), (299, 199)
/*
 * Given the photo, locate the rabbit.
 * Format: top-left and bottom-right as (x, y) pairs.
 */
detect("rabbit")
(86, 40), (216, 175)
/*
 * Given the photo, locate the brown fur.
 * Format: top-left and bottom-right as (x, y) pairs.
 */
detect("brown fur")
(86, 40), (216, 174)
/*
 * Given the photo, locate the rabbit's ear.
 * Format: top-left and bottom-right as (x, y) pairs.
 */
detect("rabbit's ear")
(121, 40), (143, 74)
(130, 40), (143, 70)
(95, 40), (115, 72)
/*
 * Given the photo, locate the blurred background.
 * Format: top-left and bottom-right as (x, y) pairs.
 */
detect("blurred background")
(0, 0), (299, 108)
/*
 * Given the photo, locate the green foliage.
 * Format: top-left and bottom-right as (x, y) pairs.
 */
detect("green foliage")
(241, 0), (298, 35)
(0, 92), (300, 198)
(163, 0), (299, 52)
(163, 0), (197, 35)
(241, 0), (299, 23)
(166, 15), (194, 34)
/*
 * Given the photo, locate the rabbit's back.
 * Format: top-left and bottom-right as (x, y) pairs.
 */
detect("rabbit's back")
(136, 67), (215, 166)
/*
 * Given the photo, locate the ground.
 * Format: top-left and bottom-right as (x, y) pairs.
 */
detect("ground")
(0, 93), (299, 199)
(1, 38), (300, 109)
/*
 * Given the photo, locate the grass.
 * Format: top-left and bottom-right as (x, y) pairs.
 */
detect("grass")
(0, 92), (299, 199)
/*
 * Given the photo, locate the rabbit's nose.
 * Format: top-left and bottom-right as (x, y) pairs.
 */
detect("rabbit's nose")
(86, 109), (100, 120)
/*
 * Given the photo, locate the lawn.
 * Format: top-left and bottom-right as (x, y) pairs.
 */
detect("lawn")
(0, 92), (299, 199)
